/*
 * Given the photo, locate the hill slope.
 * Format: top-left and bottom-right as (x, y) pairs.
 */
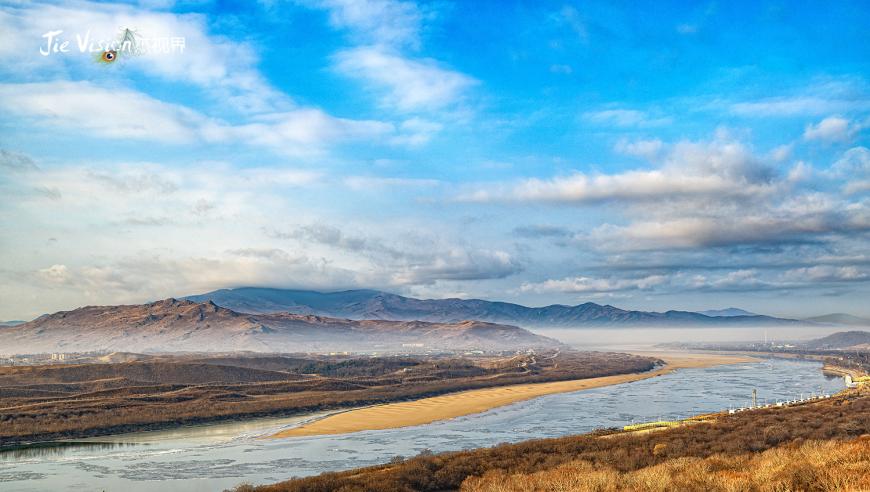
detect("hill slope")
(0, 299), (561, 354)
(187, 287), (797, 327)
(804, 330), (870, 350)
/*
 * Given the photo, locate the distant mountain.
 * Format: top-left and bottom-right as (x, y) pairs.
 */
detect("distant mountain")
(804, 331), (870, 350)
(0, 299), (561, 355)
(0, 320), (25, 327)
(804, 313), (870, 327)
(698, 308), (758, 317)
(186, 288), (799, 328)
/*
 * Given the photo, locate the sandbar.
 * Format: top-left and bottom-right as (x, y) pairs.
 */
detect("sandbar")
(272, 352), (755, 438)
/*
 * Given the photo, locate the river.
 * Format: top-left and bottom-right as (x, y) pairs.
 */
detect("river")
(0, 358), (845, 491)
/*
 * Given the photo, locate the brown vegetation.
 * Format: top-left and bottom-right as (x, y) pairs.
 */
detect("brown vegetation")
(239, 391), (870, 492)
(462, 436), (870, 492)
(0, 351), (657, 444)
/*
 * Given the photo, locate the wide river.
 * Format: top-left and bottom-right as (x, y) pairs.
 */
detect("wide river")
(0, 358), (845, 492)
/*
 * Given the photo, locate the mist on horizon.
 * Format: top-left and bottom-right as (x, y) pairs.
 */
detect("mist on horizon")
(538, 326), (860, 350)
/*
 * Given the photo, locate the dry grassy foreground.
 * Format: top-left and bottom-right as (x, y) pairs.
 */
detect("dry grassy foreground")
(463, 436), (870, 492)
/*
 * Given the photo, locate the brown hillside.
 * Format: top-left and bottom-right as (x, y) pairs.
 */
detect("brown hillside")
(0, 299), (562, 354)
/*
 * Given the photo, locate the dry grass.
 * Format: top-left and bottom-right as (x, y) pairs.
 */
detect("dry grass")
(462, 436), (870, 492)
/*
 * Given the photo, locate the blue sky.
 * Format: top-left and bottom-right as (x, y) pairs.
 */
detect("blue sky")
(1, 0), (869, 320)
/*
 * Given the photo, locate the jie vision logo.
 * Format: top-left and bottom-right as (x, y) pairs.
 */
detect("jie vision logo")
(40, 28), (185, 65)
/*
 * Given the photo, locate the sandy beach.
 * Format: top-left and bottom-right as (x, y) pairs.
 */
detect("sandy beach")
(272, 352), (755, 438)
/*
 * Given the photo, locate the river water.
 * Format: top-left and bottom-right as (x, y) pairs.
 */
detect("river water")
(0, 358), (845, 492)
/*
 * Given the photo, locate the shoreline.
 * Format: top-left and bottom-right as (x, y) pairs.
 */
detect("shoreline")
(271, 352), (756, 439)
(0, 353), (658, 447)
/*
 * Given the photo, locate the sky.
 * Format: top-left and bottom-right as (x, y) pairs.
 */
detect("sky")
(0, 0), (869, 321)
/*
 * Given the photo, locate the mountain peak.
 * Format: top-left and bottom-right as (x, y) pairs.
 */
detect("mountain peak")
(698, 308), (758, 317)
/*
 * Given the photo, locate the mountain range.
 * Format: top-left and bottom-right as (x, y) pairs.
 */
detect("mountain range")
(0, 298), (560, 354)
(185, 287), (799, 328)
(802, 313), (870, 327)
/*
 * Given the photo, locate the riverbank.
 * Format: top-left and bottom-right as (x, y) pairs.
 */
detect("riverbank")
(822, 364), (866, 379)
(255, 368), (867, 492)
(0, 351), (658, 445)
(679, 349), (869, 383)
(272, 352), (755, 438)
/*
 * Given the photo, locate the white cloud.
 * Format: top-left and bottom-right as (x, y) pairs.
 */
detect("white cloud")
(512, 225), (571, 238)
(461, 134), (777, 204)
(592, 217), (799, 251)
(0, 81), (393, 155)
(557, 5), (588, 42)
(462, 133), (870, 258)
(461, 171), (761, 204)
(727, 79), (870, 117)
(782, 265), (869, 282)
(614, 138), (664, 160)
(666, 131), (775, 183)
(25, 252), (361, 307)
(390, 248), (521, 284)
(521, 263), (870, 298)
(0, 149), (38, 172)
(803, 116), (859, 143)
(0, 1), (434, 156)
(786, 161), (813, 183)
(232, 167), (324, 187)
(272, 223), (522, 284)
(689, 270), (774, 291)
(216, 109), (394, 152)
(304, 0), (423, 49)
(343, 176), (440, 190)
(731, 97), (849, 117)
(582, 109), (671, 128)
(334, 46), (476, 112)
(550, 64), (572, 74)
(521, 274), (667, 294)
(2, 154), (526, 315)
(0, 81), (204, 143)
(0, 1), (289, 113)
(308, 0), (474, 126)
(832, 146), (870, 194)
(16, 240), (521, 316)
(768, 144), (793, 162)
(3, 159), (322, 230)
(586, 195), (870, 251)
(37, 264), (71, 284)
(676, 23), (697, 34)
(844, 181), (870, 195)
(391, 117), (444, 145)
